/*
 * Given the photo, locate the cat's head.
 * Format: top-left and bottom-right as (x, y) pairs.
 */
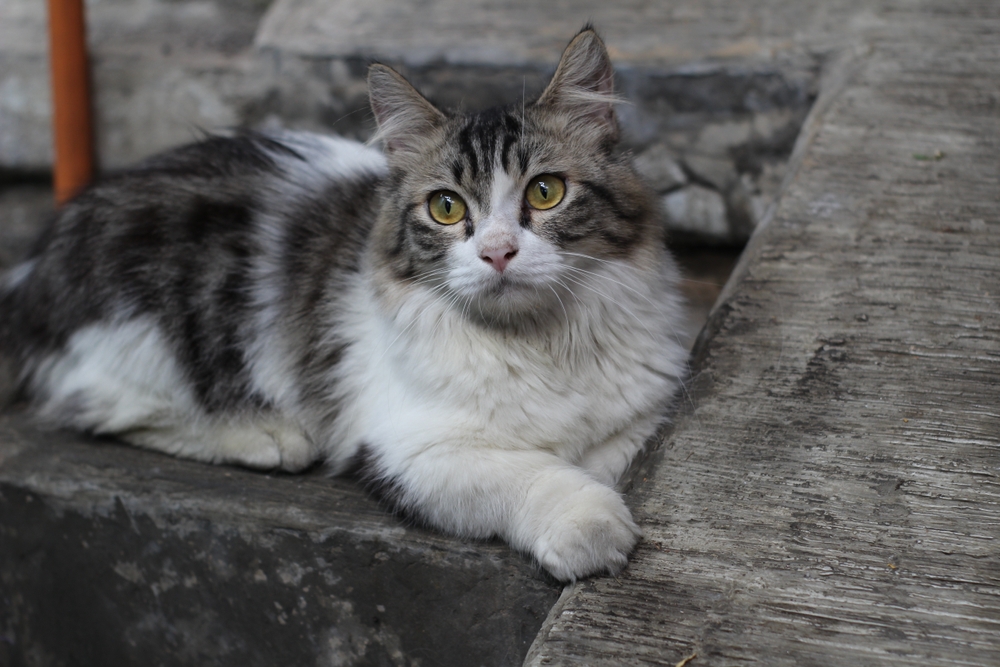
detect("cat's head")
(367, 28), (662, 327)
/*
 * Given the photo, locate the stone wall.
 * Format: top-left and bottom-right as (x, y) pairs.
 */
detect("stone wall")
(0, 0), (818, 244)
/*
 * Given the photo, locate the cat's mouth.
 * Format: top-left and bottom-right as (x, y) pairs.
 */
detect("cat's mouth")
(469, 273), (560, 317)
(443, 265), (561, 319)
(488, 275), (514, 293)
(480, 273), (532, 297)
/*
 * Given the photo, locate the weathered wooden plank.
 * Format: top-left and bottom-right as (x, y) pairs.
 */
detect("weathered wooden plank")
(527, 1), (1000, 665)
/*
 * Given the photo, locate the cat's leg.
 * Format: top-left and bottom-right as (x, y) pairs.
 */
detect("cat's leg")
(44, 387), (319, 472)
(362, 443), (641, 581)
(122, 415), (318, 472)
(31, 318), (318, 471)
(578, 414), (662, 487)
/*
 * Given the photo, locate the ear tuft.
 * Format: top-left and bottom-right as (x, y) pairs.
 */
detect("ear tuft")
(537, 28), (620, 141)
(367, 64), (446, 156)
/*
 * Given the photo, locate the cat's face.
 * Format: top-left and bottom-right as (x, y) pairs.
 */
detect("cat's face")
(368, 30), (659, 325)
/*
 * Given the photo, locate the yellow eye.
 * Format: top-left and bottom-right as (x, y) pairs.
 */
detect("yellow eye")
(428, 191), (467, 225)
(525, 174), (566, 210)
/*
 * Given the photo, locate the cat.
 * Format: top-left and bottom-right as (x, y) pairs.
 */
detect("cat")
(0, 28), (688, 581)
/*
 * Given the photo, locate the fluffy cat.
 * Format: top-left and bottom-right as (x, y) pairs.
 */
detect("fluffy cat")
(0, 29), (688, 580)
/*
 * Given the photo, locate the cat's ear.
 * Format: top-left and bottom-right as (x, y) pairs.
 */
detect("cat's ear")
(368, 64), (447, 156)
(537, 28), (620, 142)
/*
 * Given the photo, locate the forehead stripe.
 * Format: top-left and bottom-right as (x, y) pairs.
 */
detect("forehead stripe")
(455, 108), (525, 181)
(450, 159), (465, 184)
(457, 124), (479, 178)
(517, 146), (531, 175)
(500, 118), (520, 172)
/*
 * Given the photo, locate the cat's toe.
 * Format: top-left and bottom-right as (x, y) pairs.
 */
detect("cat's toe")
(531, 483), (642, 582)
(270, 428), (319, 472)
(214, 420), (317, 471)
(218, 428), (283, 469)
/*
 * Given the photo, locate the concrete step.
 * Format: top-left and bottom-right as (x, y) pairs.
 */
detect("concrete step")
(0, 408), (560, 666)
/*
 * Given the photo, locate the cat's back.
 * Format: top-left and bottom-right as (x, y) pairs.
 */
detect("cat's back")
(0, 131), (387, 409)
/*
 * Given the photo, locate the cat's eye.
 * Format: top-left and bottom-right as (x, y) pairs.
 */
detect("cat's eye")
(428, 191), (467, 225)
(525, 174), (566, 210)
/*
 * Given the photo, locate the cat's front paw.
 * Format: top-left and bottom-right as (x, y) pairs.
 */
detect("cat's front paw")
(262, 422), (318, 472)
(214, 419), (318, 472)
(521, 473), (642, 582)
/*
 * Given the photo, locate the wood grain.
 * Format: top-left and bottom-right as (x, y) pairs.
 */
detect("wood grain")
(528, 1), (1000, 664)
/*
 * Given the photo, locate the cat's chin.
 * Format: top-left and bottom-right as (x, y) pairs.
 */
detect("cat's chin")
(461, 277), (564, 326)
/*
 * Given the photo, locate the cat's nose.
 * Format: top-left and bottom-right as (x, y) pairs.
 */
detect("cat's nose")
(480, 246), (518, 273)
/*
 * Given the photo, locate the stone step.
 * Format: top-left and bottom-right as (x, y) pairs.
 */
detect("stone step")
(0, 408), (560, 666)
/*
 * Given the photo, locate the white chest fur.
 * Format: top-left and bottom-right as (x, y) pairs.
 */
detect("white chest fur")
(327, 256), (688, 473)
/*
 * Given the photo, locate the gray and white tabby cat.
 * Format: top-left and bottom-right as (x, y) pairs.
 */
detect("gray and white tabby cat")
(0, 29), (687, 580)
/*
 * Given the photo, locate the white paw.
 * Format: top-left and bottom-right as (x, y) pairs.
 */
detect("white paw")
(521, 473), (642, 581)
(217, 420), (318, 472)
(264, 424), (318, 472)
(216, 427), (282, 469)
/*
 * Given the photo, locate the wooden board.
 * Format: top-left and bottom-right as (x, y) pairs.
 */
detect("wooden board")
(527, 2), (1000, 664)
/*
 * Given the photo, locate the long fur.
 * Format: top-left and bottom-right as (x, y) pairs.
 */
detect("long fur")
(0, 29), (688, 581)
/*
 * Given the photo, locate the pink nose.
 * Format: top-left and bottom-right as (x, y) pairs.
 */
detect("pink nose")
(480, 246), (518, 273)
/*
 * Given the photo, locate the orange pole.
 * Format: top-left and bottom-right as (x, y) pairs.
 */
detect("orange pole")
(47, 0), (94, 205)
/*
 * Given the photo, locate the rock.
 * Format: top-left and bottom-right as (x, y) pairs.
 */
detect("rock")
(733, 159), (789, 231)
(682, 154), (738, 192)
(663, 184), (730, 241)
(725, 173), (760, 239)
(633, 143), (687, 193)
(754, 159), (788, 204)
(751, 108), (806, 152)
(693, 118), (752, 155)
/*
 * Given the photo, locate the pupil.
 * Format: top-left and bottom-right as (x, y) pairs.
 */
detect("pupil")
(538, 182), (549, 199)
(443, 197), (452, 214)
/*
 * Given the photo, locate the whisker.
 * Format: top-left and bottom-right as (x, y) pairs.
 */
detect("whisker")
(559, 273), (656, 340)
(407, 268), (454, 288)
(561, 264), (658, 309)
(547, 284), (571, 331)
(565, 270), (689, 352)
(552, 277), (586, 311)
(560, 263), (690, 349)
